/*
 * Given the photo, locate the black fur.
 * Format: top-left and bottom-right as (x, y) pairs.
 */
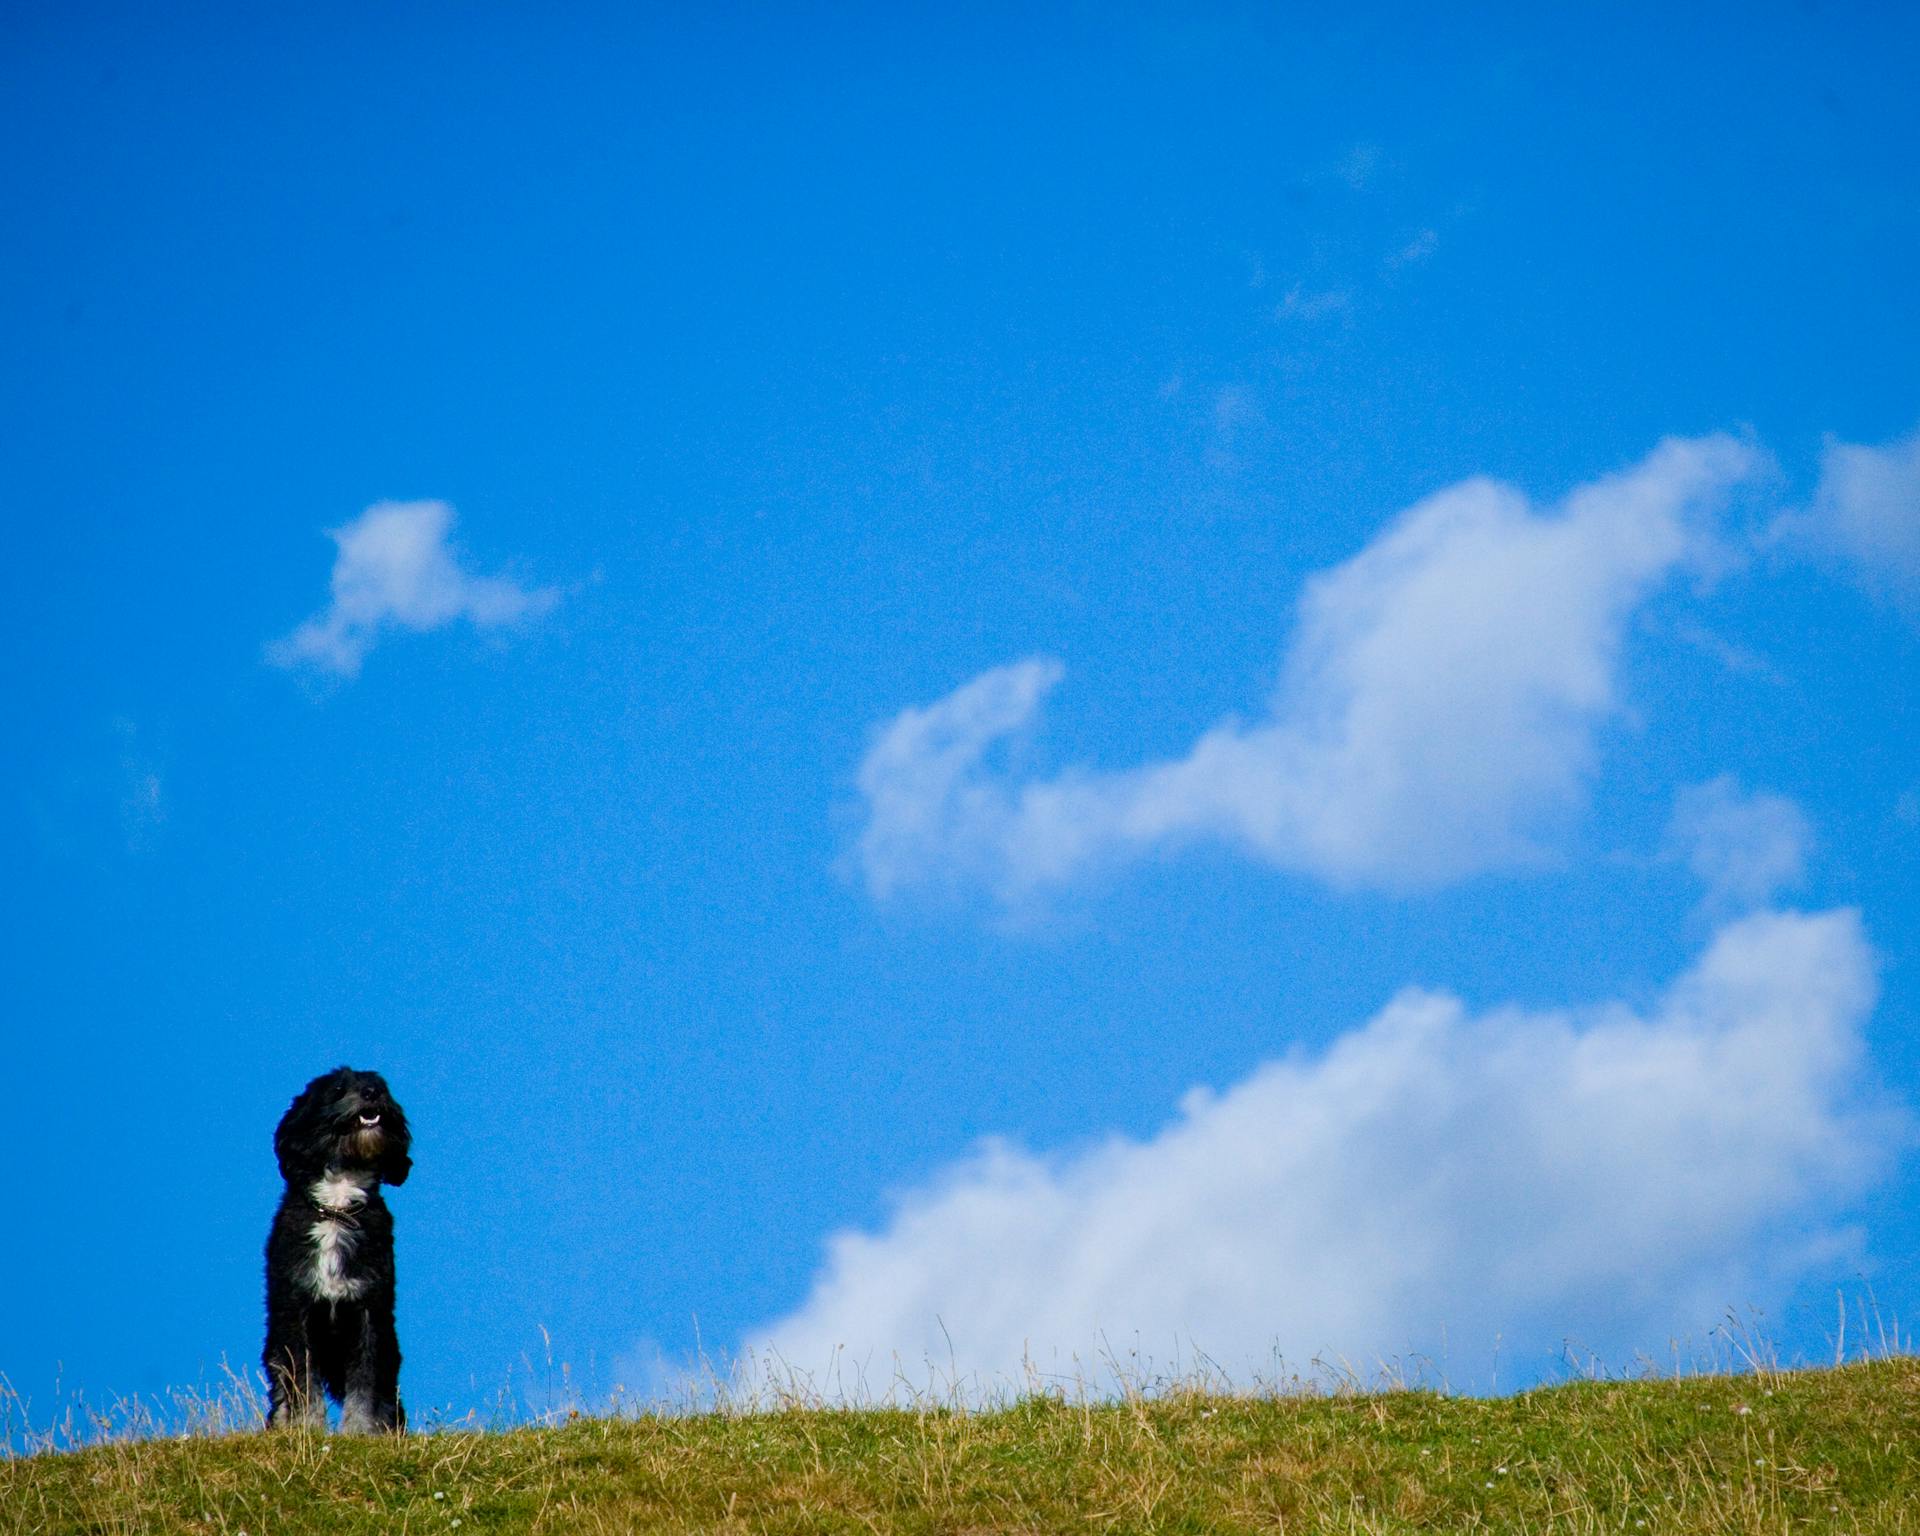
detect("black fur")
(263, 1066), (411, 1432)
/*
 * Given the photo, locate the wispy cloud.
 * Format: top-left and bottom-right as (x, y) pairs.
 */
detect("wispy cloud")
(1665, 775), (1812, 913)
(268, 500), (559, 677)
(751, 907), (1892, 1392)
(1791, 427), (1920, 618)
(1387, 226), (1439, 268)
(112, 717), (165, 853)
(1669, 618), (1789, 686)
(1276, 285), (1351, 323)
(1336, 142), (1381, 191)
(854, 435), (1765, 902)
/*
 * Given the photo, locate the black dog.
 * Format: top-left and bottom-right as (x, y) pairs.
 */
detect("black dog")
(263, 1066), (412, 1432)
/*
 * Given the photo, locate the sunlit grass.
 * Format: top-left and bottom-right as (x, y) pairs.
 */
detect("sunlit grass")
(5, 1351), (1917, 1533)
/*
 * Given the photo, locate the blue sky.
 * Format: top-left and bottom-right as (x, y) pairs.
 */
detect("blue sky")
(4, 2), (1919, 1421)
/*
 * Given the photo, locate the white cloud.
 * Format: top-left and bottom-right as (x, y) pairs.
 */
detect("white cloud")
(1388, 227), (1439, 268)
(1669, 618), (1789, 686)
(1336, 142), (1381, 190)
(1277, 286), (1352, 323)
(1665, 775), (1813, 912)
(855, 435), (1764, 901)
(1804, 427), (1920, 615)
(751, 908), (1893, 1393)
(856, 658), (1066, 900)
(268, 500), (558, 676)
(111, 716), (165, 853)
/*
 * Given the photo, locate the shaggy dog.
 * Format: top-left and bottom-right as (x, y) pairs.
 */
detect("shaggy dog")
(264, 1066), (412, 1432)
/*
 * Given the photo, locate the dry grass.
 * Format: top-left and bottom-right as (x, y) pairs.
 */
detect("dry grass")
(4, 1357), (1917, 1533)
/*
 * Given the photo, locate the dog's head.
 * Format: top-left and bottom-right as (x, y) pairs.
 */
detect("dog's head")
(274, 1066), (412, 1186)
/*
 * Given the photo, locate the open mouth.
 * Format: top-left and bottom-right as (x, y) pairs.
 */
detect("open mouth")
(357, 1112), (382, 1128)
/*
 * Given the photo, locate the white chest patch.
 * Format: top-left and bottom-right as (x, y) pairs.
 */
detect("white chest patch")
(305, 1174), (372, 1302)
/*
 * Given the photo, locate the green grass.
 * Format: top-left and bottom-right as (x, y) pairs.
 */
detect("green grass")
(5, 1360), (1917, 1533)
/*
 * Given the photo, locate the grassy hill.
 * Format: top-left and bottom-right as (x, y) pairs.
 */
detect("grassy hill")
(4, 1359), (1916, 1534)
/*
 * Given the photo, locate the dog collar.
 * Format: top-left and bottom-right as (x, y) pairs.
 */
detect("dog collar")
(309, 1197), (365, 1228)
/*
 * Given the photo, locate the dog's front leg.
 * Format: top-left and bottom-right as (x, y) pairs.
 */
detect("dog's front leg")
(337, 1302), (404, 1434)
(264, 1306), (325, 1429)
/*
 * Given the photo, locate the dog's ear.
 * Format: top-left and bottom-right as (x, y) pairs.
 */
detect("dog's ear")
(379, 1100), (413, 1187)
(273, 1085), (322, 1181)
(274, 1068), (345, 1181)
(381, 1146), (413, 1186)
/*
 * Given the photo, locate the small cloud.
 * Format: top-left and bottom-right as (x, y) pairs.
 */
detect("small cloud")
(1387, 227), (1439, 268)
(1786, 427), (1920, 619)
(855, 658), (1064, 902)
(122, 772), (163, 838)
(608, 1335), (720, 1409)
(1204, 385), (1265, 469)
(268, 500), (559, 677)
(112, 717), (165, 853)
(1664, 775), (1813, 913)
(1669, 619), (1789, 686)
(1277, 285), (1351, 323)
(1337, 142), (1381, 190)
